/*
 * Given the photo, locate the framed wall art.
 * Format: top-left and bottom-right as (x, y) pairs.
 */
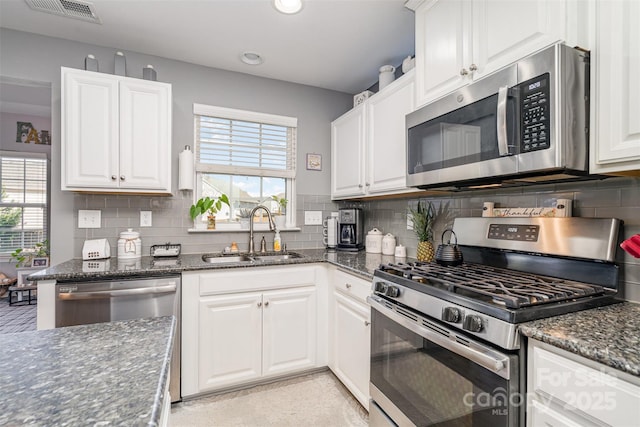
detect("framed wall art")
(306, 153), (322, 171)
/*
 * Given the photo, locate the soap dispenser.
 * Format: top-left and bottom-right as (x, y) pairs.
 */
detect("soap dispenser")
(274, 230), (282, 252)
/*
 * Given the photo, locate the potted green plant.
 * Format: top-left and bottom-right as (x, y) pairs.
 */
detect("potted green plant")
(11, 239), (49, 268)
(271, 195), (288, 229)
(190, 194), (230, 230)
(408, 201), (436, 262)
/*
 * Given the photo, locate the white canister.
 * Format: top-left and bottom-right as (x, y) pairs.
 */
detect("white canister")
(118, 228), (142, 259)
(366, 228), (383, 254)
(382, 233), (397, 255)
(379, 65), (396, 90)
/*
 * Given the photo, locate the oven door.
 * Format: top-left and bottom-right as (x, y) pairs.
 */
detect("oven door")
(368, 296), (520, 427)
(406, 64), (519, 189)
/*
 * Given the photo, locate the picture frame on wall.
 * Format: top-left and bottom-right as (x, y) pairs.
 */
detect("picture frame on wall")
(306, 153), (322, 171)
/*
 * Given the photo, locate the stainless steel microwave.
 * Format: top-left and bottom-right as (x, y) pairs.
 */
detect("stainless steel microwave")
(406, 44), (590, 190)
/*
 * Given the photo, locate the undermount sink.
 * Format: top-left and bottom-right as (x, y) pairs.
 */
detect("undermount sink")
(201, 254), (254, 264)
(252, 252), (303, 262)
(201, 252), (303, 264)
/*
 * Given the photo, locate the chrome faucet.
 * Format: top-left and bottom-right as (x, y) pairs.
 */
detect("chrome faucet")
(248, 205), (276, 254)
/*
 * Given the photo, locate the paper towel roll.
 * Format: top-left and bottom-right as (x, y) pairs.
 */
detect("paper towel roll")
(179, 145), (194, 190)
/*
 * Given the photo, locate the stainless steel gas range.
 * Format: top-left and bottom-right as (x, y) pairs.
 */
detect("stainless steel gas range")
(368, 217), (623, 427)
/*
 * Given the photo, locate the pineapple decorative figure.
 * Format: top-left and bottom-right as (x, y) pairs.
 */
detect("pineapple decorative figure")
(409, 201), (436, 262)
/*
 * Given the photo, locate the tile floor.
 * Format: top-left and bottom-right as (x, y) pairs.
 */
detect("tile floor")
(0, 296), (37, 334)
(171, 370), (369, 427)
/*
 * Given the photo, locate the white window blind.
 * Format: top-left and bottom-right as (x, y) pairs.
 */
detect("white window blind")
(0, 152), (48, 253)
(194, 104), (297, 178)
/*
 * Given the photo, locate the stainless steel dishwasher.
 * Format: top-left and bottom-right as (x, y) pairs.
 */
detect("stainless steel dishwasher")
(55, 275), (181, 402)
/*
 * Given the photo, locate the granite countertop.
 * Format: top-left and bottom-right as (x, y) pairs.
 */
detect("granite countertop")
(0, 316), (175, 426)
(520, 302), (640, 377)
(27, 248), (388, 283)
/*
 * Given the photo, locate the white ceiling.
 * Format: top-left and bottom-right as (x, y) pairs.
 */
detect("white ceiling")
(0, 0), (416, 94)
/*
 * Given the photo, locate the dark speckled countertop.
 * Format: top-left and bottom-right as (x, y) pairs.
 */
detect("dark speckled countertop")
(0, 316), (175, 426)
(27, 248), (386, 283)
(520, 302), (640, 377)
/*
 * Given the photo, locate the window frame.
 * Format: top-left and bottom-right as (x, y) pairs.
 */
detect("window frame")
(192, 104), (297, 230)
(0, 151), (49, 256)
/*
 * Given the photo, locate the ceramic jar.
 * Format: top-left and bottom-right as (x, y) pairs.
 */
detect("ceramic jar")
(117, 228), (142, 259)
(379, 65), (396, 90)
(382, 233), (397, 255)
(366, 228), (383, 254)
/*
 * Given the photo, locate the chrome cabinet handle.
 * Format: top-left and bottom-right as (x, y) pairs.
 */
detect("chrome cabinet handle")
(358, 184), (363, 188)
(364, 321), (370, 326)
(257, 301), (262, 307)
(264, 301), (269, 307)
(111, 175), (117, 181)
(460, 68), (469, 76)
(120, 175), (125, 181)
(469, 63), (477, 71)
(365, 182), (370, 187)
(345, 283), (352, 289)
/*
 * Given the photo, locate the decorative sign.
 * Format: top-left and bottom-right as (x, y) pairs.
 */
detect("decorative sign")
(16, 122), (50, 145)
(492, 207), (563, 218)
(306, 153), (322, 171)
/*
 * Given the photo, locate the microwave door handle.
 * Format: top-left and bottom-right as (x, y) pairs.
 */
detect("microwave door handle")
(497, 85), (511, 156)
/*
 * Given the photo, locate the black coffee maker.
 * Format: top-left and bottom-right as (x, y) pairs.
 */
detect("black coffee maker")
(337, 208), (364, 251)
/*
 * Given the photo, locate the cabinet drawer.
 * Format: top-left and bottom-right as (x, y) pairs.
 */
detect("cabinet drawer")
(530, 344), (640, 426)
(333, 269), (371, 304)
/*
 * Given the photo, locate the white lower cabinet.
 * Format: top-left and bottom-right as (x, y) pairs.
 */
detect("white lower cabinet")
(329, 269), (371, 410)
(527, 339), (640, 426)
(182, 266), (324, 397)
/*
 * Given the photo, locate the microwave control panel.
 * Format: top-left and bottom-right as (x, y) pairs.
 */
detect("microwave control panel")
(520, 73), (550, 153)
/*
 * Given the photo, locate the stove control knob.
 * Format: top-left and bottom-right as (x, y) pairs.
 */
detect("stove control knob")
(442, 307), (462, 323)
(385, 286), (400, 298)
(374, 282), (388, 294)
(463, 315), (484, 333)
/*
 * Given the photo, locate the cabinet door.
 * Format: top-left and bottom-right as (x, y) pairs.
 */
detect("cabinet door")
(198, 292), (263, 391)
(590, 0), (640, 173)
(367, 71), (418, 195)
(262, 287), (317, 376)
(471, 0), (567, 79)
(62, 68), (119, 189)
(331, 105), (366, 199)
(119, 80), (172, 191)
(415, 0), (471, 107)
(333, 292), (370, 410)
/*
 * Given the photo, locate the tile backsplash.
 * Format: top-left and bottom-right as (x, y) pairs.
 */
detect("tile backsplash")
(72, 176), (640, 303)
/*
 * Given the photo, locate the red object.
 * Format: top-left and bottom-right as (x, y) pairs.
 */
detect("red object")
(621, 234), (640, 258)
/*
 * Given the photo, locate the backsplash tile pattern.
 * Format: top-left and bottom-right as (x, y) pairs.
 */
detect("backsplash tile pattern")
(362, 177), (640, 303)
(72, 177), (639, 302)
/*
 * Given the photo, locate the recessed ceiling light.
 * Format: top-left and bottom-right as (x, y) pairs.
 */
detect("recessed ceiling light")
(241, 52), (263, 65)
(273, 0), (303, 14)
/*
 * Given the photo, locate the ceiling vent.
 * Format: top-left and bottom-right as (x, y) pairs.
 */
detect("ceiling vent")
(25, 0), (101, 23)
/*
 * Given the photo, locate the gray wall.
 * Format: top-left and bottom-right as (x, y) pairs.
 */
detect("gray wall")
(0, 28), (351, 263)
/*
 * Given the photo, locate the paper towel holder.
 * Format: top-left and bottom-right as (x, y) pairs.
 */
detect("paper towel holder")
(179, 145), (194, 191)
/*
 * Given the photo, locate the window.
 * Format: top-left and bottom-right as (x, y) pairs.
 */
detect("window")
(0, 152), (48, 254)
(193, 104), (297, 228)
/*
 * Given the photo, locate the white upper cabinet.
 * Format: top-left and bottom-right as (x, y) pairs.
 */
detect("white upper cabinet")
(331, 70), (418, 200)
(61, 67), (172, 194)
(413, 0), (580, 107)
(590, 0), (640, 174)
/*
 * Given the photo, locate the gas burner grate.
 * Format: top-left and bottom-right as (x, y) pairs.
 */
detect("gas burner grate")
(378, 262), (605, 309)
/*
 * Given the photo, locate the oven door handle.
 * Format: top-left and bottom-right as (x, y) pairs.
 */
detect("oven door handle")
(58, 283), (177, 300)
(368, 296), (510, 379)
